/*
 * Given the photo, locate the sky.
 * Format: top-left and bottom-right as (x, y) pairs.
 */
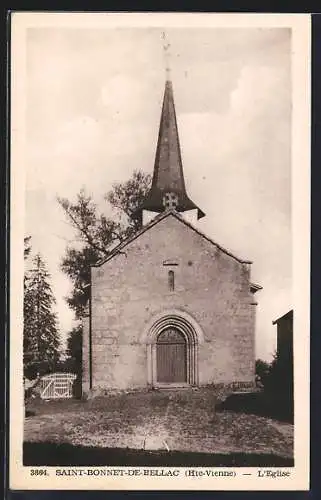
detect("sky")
(25, 26), (292, 360)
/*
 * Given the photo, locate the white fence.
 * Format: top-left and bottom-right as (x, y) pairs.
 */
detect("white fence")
(38, 372), (77, 400)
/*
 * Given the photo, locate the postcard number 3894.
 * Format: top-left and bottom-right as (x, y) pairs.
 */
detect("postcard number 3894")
(30, 469), (49, 476)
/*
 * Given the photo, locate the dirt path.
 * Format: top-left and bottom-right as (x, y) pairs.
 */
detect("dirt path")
(25, 389), (294, 458)
(267, 420), (294, 440)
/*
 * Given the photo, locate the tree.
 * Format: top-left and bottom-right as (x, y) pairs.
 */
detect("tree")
(105, 169), (152, 233)
(255, 358), (271, 388)
(24, 235), (32, 322)
(265, 350), (294, 421)
(255, 352), (294, 423)
(58, 169), (151, 319)
(23, 253), (61, 379)
(65, 324), (83, 375)
(24, 236), (32, 260)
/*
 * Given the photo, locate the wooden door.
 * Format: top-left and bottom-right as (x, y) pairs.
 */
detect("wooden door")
(156, 328), (187, 383)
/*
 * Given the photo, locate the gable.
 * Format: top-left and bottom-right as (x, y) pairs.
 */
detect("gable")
(92, 213), (252, 296)
(95, 211), (250, 269)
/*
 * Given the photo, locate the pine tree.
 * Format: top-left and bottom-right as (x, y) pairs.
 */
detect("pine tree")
(24, 236), (31, 260)
(23, 253), (61, 379)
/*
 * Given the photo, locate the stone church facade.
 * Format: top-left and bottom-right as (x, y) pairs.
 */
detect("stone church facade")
(82, 78), (261, 394)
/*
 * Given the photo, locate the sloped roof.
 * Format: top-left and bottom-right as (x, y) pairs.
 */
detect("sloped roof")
(250, 282), (263, 294)
(272, 309), (293, 325)
(94, 209), (253, 267)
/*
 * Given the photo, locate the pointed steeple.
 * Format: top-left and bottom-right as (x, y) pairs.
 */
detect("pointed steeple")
(135, 78), (205, 224)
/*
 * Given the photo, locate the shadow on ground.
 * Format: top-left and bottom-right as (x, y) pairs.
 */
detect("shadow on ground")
(216, 393), (294, 424)
(25, 410), (36, 418)
(23, 442), (294, 467)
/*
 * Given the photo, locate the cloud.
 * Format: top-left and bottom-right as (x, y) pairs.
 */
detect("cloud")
(177, 57), (291, 362)
(24, 27), (292, 359)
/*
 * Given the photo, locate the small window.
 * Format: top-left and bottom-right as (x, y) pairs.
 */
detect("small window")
(168, 270), (175, 291)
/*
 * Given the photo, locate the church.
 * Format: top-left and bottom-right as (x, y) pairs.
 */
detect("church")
(82, 75), (261, 394)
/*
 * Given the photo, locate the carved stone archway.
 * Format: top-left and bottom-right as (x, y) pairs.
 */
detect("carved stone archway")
(142, 310), (204, 388)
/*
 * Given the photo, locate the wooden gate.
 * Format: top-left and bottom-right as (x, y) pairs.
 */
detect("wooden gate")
(39, 373), (77, 400)
(156, 328), (187, 383)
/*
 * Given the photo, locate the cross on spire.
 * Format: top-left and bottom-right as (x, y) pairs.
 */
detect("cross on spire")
(133, 59), (205, 223)
(162, 31), (171, 81)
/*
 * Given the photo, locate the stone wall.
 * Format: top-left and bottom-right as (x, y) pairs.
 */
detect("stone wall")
(82, 213), (257, 392)
(82, 315), (90, 393)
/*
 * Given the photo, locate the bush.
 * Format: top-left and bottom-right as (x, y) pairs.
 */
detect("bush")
(255, 359), (271, 388)
(255, 353), (293, 423)
(24, 376), (41, 403)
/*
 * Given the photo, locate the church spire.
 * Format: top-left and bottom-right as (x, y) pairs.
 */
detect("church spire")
(135, 35), (205, 225)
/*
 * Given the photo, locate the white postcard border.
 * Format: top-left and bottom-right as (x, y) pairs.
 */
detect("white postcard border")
(9, 12), (311, 491)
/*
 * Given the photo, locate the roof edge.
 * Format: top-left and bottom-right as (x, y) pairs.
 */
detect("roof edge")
(133, 194), (206, 221)
(250, 282), (263, 293)
(94, 211), (171, 267)
(94, 210), (252, 268)
(272, 309), (294, 325)
(172, 211), (252, 264)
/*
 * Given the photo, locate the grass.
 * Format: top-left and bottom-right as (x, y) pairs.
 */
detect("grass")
(24, 388), (294, 466)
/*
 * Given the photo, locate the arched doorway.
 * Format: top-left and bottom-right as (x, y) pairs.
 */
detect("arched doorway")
(142, 310), (204, 388)
(156, 328), (187, 383)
